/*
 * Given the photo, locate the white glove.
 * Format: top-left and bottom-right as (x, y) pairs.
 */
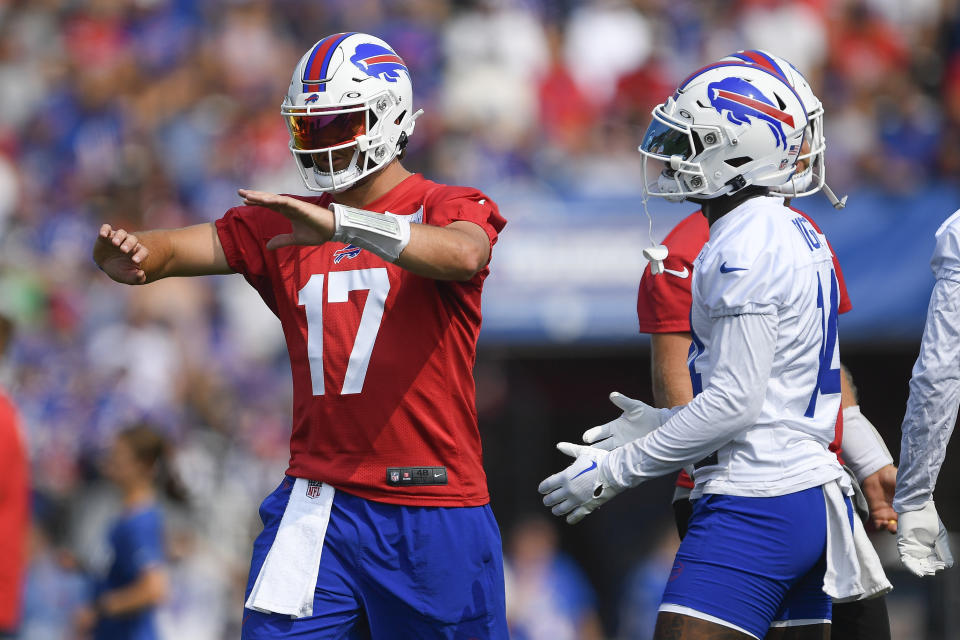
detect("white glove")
(538, 442), (623, 524)
(581, 392), (666, 451)
(897, 500), (954, 577)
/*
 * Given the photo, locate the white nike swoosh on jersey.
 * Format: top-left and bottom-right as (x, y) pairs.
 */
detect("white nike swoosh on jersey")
(663, 267), (690, 278)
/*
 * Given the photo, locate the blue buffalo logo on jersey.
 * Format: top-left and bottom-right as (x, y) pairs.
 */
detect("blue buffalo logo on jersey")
(334, 244), (362, 264)
(350, 43), (408, 82)
(707, 77), (796, 149)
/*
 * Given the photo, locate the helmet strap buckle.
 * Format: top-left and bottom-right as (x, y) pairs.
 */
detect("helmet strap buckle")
(725, 174), (747, 193)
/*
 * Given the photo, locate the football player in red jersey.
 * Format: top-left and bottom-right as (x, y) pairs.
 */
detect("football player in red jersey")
(635, 51), (896, 640)
(93, 33), (508, 639)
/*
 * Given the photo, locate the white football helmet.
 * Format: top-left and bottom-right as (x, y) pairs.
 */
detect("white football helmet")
(638, 62), (808, 201)
(719, 50), (825, 199)
(283, 33), (423, 193)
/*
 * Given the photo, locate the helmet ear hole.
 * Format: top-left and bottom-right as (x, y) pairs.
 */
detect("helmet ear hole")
(724, 156), (752, 167)
(394, 110), (406, 126)
(691, 132), (705, 157)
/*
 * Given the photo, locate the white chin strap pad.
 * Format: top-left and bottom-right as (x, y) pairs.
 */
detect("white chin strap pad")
(643, 244), (669, 275)
(330, 203), (412, 262)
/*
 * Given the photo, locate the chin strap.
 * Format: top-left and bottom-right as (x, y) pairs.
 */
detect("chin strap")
(822, 182), (848, 209)
(641, 186), (668, 275)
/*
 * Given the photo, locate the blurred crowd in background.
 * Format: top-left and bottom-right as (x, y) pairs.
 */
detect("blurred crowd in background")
(2, 0), (960, 638)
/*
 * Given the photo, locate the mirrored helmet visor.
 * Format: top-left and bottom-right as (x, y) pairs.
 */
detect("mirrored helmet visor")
(640, 115), (693, 160)
(286, 106), (366, 151)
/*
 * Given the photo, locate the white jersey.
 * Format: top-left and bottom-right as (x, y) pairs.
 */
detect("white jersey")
(687, 197), (844, 496)
(601, 197), (845, 497)
(893, 210), (960, 513)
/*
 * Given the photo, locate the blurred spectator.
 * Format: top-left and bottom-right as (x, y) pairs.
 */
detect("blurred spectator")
(20, 518), (89, 640)
(73, 424), (184, 640)
(0, 313), (28, 638)
(615, 522), (679, 640)
(827, 1), (908, 92)
(504, 516), (604, 640)
(563, 0), (653, 106)
(740, 0), (827, 75)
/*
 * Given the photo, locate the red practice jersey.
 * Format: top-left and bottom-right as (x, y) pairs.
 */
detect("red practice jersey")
(0, 389), (28, 631)
(637, 208), (852, 488)
(216, 174), (506, 507)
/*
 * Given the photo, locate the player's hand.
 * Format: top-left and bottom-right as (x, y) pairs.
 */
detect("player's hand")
(861, 464), (898, 533)
(238, 189), (335, 249)
(897, 500), (954, 577)
(538, 442), (622, 524)
(93, 224), (149, 284)
(582, 392), (663, 451)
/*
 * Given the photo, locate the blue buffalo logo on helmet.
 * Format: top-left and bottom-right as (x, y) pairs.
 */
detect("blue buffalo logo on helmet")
(350, 43), (408, 83)
(707, 77), (796, 149)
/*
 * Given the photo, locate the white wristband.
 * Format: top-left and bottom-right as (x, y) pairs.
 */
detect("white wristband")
(330, 203), (411, 262)
(842, 405), (894, 483)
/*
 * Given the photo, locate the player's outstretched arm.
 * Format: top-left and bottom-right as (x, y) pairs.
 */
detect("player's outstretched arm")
(93, 223), (232, 284)
(239, 189), (489, 281)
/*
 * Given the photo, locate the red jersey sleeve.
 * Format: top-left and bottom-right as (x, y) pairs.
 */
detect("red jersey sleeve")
(215, 202), (310, 315)
(424, 187), (506, 250)
(637, 212), (709, 334)
(790, 207), (852, 314)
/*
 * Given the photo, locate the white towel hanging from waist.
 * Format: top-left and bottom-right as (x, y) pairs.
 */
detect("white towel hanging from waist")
(245, 478), (336, 618)
(821, 476), (893, 602)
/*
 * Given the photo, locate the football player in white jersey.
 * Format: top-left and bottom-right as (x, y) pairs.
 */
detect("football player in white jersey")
(638, 50), (896, 640)
(539, 62), (864, 639)
(893, 211), (960, 577)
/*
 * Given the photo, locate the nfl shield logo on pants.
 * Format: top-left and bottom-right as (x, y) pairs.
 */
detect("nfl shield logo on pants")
(306, 480), (323, 499)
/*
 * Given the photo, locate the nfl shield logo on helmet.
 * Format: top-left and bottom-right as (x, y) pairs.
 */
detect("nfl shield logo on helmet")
(306, 480), (323, 499)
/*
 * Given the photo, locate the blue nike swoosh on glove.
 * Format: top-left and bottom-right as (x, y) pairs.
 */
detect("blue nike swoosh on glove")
(720, 261), (748, 273)
(572, 461), (597, 479)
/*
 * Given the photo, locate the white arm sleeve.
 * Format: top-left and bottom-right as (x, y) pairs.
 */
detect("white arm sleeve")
(841, 405), (894, 483)
(600, 310), (778, 490)
(893, 275), (960, 513)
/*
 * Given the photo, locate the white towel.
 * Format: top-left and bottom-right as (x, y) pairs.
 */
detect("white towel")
(821, 478), (893, 602)
(842, 513), (893, 602)
(245, 479), (336, 617)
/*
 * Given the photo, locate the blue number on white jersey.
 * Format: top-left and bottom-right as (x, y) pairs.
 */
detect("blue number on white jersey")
(688, 310), (705, 396)
(805, 270), (841, 416)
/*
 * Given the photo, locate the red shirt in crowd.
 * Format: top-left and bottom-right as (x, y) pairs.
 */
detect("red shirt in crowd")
(0, 388), (28, 631)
